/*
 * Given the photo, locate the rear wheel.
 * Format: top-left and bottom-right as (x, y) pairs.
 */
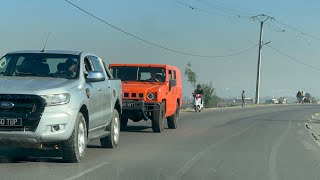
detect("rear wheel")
(152, 102), (165, 133)
(100, 110), (120, 148)
(60, 113), (87, 163)
(167, 102), (179, 129)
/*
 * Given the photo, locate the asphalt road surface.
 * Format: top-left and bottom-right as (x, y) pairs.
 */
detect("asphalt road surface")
(1, 105), (320, 180)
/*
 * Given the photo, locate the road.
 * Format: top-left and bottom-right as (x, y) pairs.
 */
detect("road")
(1, 105), (320, 180)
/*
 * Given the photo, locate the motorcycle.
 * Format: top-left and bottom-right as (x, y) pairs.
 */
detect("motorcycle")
(193, 94), (204, 112)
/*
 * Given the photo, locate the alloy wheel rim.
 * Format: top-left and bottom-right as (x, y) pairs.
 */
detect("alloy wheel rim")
(78, 121), (86, 157)
(113, 116), (120, 144)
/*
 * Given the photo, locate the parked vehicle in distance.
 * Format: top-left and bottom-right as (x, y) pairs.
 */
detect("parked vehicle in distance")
(0, 50), (122, 163)
(109, 64), (182, 133)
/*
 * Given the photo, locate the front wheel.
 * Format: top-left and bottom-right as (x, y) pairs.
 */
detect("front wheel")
(60, 113), (87, 163)
(195, 105), (200, 112)
(100, 110), (120, 148)
(152, 102), (165, 133)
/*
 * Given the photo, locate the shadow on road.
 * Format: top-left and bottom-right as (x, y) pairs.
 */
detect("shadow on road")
(121, 125), (153, 133)
(0, 148), (63, 163)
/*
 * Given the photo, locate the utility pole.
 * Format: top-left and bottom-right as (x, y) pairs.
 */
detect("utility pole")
(251, 14), (274, 104)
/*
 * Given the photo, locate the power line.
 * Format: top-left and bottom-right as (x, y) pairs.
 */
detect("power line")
(275, 20), (320, 41)
(267, 23), (285, 33)
(267, 44), (320, 71)
(201, 0), (256, 16)
(195, 0), (240, 17)
(194, 0), (252, 18)
(64, 0), (257, 58)
(176, 1), (227, 17)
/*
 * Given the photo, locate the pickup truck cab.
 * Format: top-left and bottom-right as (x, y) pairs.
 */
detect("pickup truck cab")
(0, 50), (122, 162)
(109, 64), (182, 133)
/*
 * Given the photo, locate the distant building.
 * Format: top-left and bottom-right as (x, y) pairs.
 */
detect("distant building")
(265, 98), (278, 104)
(265, 97), (287, 104)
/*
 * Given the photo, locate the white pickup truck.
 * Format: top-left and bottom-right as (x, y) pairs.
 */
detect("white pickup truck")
(0, 50), (122, 163)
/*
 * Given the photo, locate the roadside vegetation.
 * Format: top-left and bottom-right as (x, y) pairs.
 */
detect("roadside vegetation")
(184, 62), (220, 108)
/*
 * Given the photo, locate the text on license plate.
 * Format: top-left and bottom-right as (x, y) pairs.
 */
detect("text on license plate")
(0, 118), (22, 126)
(124, 103), (135, 108)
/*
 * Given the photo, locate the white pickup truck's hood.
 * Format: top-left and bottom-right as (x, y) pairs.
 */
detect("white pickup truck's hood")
(0, 76), (78, 94)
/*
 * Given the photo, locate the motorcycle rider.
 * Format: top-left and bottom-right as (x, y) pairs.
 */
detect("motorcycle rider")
(193, 85), (204, 104)
(194, 85), (204, 96)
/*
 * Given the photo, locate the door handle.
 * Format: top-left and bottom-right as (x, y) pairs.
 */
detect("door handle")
(98, 88), (102, 92)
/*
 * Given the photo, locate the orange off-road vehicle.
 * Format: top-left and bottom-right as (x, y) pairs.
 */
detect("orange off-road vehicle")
(109, 64), (182, 133)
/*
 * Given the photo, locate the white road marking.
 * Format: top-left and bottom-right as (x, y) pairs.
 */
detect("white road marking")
(175, 121), (258, 178)
(65, 162), (110, 180)
(269, 120), (292, 180)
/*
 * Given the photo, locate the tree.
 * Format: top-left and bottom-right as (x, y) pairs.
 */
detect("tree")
(184, 62), (221, 107)
(202, 82), (220, 108)
(184, 62), (197, 89)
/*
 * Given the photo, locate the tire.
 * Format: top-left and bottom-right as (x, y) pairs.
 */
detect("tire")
(100, 110), (120, 148)
(60, 113), (87, 163)
(152, 102), (165, 133)
(167, 102), (179, 129)
(120, 116), (128, 130)
(195, 105), (199, 112)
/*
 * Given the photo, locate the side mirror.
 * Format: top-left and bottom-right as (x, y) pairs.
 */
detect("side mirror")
(86, 71), (105, 82)
(169, 79), (177, 90)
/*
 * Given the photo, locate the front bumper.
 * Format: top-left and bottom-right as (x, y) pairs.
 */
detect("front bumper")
(122, 100), (160, 120)
(0, 105), (79, 145)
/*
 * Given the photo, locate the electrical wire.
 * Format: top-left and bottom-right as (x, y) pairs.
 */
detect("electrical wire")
(267, 44), (320, 71)
(275, 20), (320, 41)
(194, 0), (252, 18)
(176, 1), (226, 17)
(267, 23), (285, 33)
(65, 0), (257, 58)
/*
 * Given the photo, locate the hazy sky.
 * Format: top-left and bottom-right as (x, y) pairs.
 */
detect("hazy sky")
(1, 0), (320, 98)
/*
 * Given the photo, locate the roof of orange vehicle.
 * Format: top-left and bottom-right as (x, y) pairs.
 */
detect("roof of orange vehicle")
(109, 63), (179, 69)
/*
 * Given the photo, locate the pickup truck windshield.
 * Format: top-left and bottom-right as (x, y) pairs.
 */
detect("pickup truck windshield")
(111, 66), (166, 82)
(0, 53), (80, 79)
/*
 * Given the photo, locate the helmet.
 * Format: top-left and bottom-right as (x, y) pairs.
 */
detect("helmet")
(197, 85), (201, 89)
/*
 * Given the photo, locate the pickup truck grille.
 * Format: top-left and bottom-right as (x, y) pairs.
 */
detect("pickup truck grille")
(0, 94), (46, 132)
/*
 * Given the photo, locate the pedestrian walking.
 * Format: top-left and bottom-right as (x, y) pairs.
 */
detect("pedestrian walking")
(241, 90), (246, 107)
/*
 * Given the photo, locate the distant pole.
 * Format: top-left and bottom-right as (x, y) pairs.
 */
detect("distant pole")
(251, 14), (274, 104)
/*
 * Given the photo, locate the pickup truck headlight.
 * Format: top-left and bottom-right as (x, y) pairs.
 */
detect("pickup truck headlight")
(41, 93), (70, 106)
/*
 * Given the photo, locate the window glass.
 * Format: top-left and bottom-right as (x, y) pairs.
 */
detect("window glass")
(89, 56), (104, 72)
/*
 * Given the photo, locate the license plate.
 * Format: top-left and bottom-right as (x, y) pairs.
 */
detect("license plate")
(0, 118), (22, 126)
(124, 103), (135, 108)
